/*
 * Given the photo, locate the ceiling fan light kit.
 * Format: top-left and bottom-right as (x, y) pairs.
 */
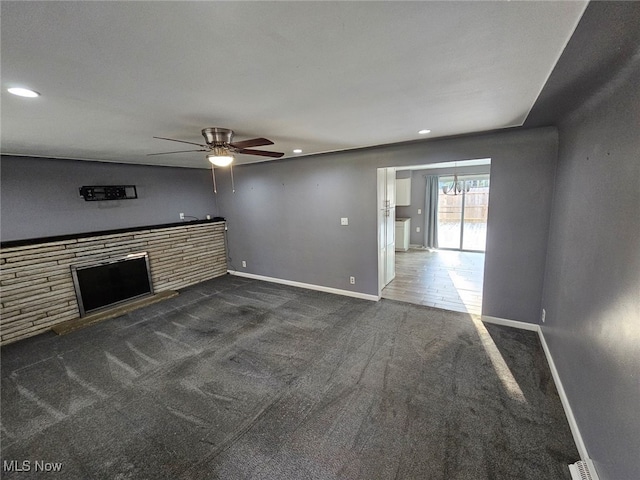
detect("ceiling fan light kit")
(207, 147), (234, 167)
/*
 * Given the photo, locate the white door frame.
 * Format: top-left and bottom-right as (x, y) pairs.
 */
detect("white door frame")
(377, 167), (396, 296)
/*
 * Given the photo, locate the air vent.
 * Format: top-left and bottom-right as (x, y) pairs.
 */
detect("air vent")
(569, 459), (600, 480)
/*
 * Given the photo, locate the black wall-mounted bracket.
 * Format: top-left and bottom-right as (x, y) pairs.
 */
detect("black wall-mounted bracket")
(79, 185), (137, 201)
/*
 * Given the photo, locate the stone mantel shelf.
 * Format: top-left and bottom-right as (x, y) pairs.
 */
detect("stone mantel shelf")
(1, 218), (226, 249)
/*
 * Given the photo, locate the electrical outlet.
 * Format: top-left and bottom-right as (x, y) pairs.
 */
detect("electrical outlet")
(541, 308), (546, 323)
(179, 213), (185, 220)
(416, 227), (421, 233)
(242, 261), (247, 268)
(418, 208), (422, 214)
(341, 217), (349, 226)
(349, 276), (355, 284)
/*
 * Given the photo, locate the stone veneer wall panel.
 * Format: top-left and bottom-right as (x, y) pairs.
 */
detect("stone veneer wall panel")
(0, 222), (227, 345)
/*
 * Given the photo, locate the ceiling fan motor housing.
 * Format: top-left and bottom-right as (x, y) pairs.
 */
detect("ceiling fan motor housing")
(202, 127), (233, 146)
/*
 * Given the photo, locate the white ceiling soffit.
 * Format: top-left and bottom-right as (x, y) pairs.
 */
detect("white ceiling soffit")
(396, 158), (492, 171)
(1, 1), (587, 168)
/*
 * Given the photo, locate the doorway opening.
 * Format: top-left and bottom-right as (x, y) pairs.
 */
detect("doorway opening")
(379, 160), (490, 315)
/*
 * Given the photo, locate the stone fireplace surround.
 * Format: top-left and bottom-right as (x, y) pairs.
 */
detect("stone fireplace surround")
(0, 220), (227, 345)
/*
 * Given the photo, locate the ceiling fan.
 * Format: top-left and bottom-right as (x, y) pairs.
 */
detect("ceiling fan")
(149, 128), (283, 194)
(149, 127), (284, 166)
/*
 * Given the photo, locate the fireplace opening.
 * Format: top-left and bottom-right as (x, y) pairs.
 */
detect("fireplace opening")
(71, 252), (154, 317)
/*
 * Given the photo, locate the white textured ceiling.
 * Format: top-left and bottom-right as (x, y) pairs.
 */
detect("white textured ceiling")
(1, 1), (587, 168)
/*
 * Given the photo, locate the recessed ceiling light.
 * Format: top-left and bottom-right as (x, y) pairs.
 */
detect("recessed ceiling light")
(418, 129), (431, 135)
(8, 87), (40, 98)
(293, 149), (302, 154)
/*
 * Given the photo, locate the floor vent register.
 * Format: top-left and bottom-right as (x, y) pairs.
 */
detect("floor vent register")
(569, 459), (600, 480)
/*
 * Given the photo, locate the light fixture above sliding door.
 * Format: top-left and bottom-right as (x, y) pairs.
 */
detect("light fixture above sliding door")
(442, 173), (470, 195)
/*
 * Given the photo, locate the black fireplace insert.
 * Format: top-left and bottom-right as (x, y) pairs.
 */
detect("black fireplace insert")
(71, 252), (153, 316)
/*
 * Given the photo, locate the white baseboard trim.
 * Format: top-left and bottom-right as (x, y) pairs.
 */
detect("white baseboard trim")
(481, 315), (539, 331)
(537, 327), (589, 461)
(227, 270), (380, 302)
(481, 314), (588, 461)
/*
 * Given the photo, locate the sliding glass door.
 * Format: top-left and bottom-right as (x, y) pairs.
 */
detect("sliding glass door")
(437, 175), (490, 251)
(437, 189), (463, 249)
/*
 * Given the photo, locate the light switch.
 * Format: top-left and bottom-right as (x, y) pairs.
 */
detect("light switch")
(341, 217), (349, 226)
(418, 208), (422, 214)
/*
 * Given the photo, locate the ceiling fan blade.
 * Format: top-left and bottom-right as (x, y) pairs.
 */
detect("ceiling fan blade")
(230, 138), (274, 149)
(153, 136), (209, 148)
(237, 148), (285, 158)
(147, 149), (207, 156)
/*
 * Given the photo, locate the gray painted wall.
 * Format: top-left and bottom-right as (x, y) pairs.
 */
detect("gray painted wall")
(396, 165), (491, 246)
(0, 156), (217, 241)
(216, 127), (558, 324)
(541, 53), (640, 480)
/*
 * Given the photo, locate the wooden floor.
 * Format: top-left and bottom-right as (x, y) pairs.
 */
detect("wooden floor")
(382, 249), (485, 315)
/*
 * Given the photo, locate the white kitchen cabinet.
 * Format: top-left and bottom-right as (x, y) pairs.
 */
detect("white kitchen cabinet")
(396, 178), (411, 206)
(395, 218), (411, 251)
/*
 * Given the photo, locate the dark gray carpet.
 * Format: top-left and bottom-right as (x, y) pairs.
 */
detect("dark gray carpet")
(0, 275), (578, 479)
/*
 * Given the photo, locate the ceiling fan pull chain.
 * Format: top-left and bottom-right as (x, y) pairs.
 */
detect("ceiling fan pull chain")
(211, 165), (217, 194)
(230, 164), (235, 193)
